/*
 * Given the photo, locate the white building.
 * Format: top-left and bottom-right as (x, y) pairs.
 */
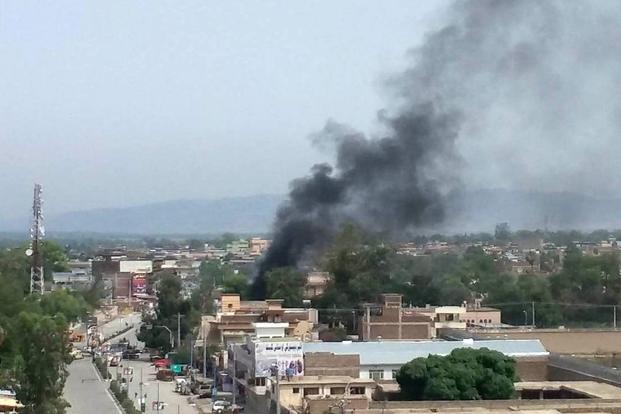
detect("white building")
(119, 260), (152, 273)
(302, 339), (549, 381)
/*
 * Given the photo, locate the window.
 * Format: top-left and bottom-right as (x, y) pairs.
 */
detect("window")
(330, 387), (345, 395)
(369, 370), (384, 381)
(292, 387), (299, 394)
(304, 387), (319, 396)
(350, 387), (365, 395)
(254, 377), (266, 386)
(392, 369), (399, 379)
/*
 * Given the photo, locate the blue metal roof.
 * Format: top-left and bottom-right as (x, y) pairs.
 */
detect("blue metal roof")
(302, 339), (548, 366)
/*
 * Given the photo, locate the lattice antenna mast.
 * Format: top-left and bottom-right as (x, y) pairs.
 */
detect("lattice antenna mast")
(29, 183), (44, 295)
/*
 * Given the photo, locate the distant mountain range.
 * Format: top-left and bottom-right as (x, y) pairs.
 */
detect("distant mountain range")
(1, 190), (620, 236)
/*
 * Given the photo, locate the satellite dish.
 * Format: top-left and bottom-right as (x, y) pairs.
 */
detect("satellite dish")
(25, 249), (33, 257)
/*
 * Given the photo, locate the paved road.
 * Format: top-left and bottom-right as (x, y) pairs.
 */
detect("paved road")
(65, 358), (122, 414)
(120, 360), (202, 414)
(101, 313), (142, 340)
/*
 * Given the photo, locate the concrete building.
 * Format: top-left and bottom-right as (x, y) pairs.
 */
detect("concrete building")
(202, 293), (317, 345)
(413, 305), (467, 330)
(249, 238), (270, 256)
(413, 303), (502, 328)
(304, 271), (330, 299)
(301, 339), (549, 381)
(119, 260), (152, 273)
(271, 376), (375, 413)
(359, 294), (434, 340)
(226, 239), (250, 256)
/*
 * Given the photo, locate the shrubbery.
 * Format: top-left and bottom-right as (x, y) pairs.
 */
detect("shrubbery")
(94, 357), (111, 380)
(110, 380), (140, 414)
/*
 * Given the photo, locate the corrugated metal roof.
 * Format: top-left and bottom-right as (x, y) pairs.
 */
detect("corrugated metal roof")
(302, 339), (548, 366)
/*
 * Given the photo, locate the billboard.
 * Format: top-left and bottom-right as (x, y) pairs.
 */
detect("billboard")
(254, 341), (304, 377)
(131, 275), (147, 296)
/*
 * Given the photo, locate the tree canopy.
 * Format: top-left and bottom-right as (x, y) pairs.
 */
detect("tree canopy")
(396, 348), (517, 401)
(0, 241), (77, 413)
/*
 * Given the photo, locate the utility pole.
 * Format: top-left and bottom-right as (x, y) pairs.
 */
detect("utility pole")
(177, 312), (181, 350)
(271, 365), (280, 414)
(275, 367), (280, 414)
(139, 368), (144, 413)
(531, 301), (536, 327)
(189, 333), (193, 369)
(157, 380), (160, 413)
(232, 351), (236, 406)
(202, 324), (207, 377)
(28, 184), (44, 295)
(614, 305), (617, 329)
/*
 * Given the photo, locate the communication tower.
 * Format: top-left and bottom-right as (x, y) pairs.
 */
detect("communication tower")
(27, 183), (45, 295)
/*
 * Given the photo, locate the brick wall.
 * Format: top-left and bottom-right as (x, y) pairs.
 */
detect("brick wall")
(401, 324), (431, 339)
(476, 329), (621, 354)
(304, 352), (360, 377)
(516, 356), (548, 381)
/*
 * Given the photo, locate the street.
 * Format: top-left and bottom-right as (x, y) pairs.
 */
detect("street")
(117, 360), (202, 414)
(100, 312), (143, 340)
(65, 358), (122, 414)
(65, 313), (204, 413)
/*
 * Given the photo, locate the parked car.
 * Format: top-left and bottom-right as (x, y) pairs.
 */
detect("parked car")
(70, 349), (84, 360)
(109, 355), (120, 367)
(212, 401), (242, 414)
(122, 348), (140, 360)
(212, 400), (231, 414)
(156, 369), (174, 381)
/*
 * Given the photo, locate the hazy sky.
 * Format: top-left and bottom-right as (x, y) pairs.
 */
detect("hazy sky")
(0, 1), (446, 217)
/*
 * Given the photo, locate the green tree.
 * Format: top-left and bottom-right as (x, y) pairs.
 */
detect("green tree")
(265, 267), (305, 307)
(5, 312), (70, 414)
(222, 272), (250, 297)
(138, 272), (196, 352)
(40, 289), (90, 323)
(396, 348), (517, 401)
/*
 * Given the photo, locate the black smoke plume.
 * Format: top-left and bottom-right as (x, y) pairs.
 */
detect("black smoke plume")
(253, 0), (621, 297)
(252, 105), (461, 298)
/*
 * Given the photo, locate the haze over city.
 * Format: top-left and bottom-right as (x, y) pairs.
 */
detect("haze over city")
(6, 2), (621, 414)
(4, 0), (621, 233)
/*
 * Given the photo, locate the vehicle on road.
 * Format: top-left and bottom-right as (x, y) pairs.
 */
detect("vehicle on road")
(153, 358), (171, 368)
(70, 349), (84, 360)
(152, 401), (168, 410)
(122, 348), (140, 360)
(192, 383), (212, 398)
(109, 355), (120, 367)
(174, 377), (192, 395)
(156, 369), (174, 381)
(212, 400), (243, 413)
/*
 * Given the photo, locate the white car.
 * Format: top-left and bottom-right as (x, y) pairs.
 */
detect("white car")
(70, 349), (84, 360)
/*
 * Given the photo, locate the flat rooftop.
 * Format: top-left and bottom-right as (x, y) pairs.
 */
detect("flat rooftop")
(516, 381), (621, 399)
(302, 339), (549, 365)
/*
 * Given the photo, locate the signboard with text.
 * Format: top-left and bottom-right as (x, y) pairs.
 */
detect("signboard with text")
(254, 341), (304, 377)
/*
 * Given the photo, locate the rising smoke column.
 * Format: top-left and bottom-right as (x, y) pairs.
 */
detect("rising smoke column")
(253, 105), (461, 298)
(253, 0), (621, 297)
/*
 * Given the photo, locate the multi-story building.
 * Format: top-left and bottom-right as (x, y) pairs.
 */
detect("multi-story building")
(249, 238), (270, 256)
(304, 271), (330, 299)
(359, 294), (434, 341)
(202, 293), (317, 345)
